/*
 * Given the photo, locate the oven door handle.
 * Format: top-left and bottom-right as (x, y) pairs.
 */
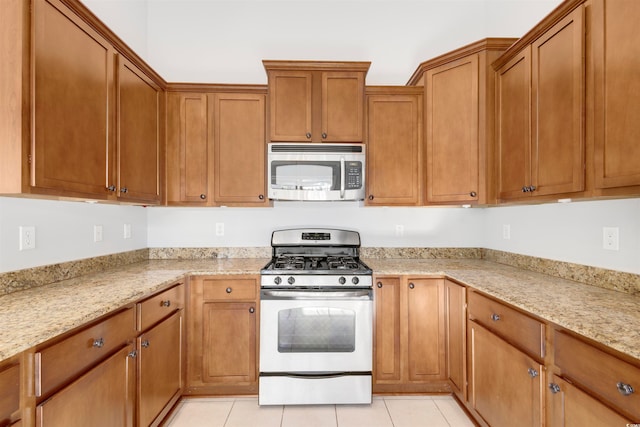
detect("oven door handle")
(261, 289), (372, 300)
(340, 157), (345, 199)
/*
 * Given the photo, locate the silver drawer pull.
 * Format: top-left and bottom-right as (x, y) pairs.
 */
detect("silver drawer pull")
(141, 340), (150, 348)
(160, 300), (171, 307)
(491, 313), (501, 321)
(128, 350), (137, 358)
(527, 368), (538, 378)
(92, 338), (104, 348)
(617, 382), (635, 396)
(226, 287), (233, 294)
(549, 383), (561, 394)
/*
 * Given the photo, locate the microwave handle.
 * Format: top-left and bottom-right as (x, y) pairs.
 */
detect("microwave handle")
(340, 157), (345, 199)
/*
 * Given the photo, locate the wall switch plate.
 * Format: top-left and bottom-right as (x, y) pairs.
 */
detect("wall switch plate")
(395, 225), (404, 237)
(19, 226), (36, 251)
(603, 227), (619, 251)
(94, 225), (103, 242)
(503, 224), (511, 240)
(123, 224), (131, 239)
(215, 223), (225, 236)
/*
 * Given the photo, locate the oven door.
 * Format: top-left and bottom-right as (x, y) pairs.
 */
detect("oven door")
(259, 289), (373, 373)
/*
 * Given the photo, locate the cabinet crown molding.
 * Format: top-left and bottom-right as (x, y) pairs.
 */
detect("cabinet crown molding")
(262, 60), (371, 75)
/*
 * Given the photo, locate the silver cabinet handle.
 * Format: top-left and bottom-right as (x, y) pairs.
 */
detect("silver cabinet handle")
(258, 194), (264, 200)
(160, 300), (171, 307)
(200, 194), (206, 200)
(107, 185), (116, 192)
(121, 187), (128, 193)
(491, 313), (501, 321)
(322, 132), (327, 139)
(377, 282), (383, 288)
(92, 338), (104, 348)
(249, 307), (255, 314)
(305, 132), (311, 139)
(128, 350), (137, 358)
(141, 340), (150, 348)
(528, 368), (539, 378)
(529, 185), (536, 192)
(549, 383), (561, 394)
(409, 283), (415, 289)
(368, 195), (374, 201)
(226, 287), (232, 293)
(470, 191), (477, 197)
(617, 382), (635, 396)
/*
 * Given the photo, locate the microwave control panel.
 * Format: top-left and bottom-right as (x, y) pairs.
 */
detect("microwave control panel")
(346, 162), (363, 189)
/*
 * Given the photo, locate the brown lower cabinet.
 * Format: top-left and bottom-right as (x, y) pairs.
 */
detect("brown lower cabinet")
(445, 279), (466, 401)
(186, 275), (259, 395)
(0, 358), (21, 426)
(373, 276), (447, 393)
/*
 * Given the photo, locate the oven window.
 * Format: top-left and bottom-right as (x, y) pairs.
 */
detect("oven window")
(271, 161), (340, 191)
(277, 307), (356, 353)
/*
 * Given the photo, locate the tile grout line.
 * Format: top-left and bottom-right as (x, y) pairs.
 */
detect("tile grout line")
(432, 398), (453, 427)
(381, 398), (396, 427)
(222, 399), (236, 427)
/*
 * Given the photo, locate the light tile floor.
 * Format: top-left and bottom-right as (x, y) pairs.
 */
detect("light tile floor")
(164, 395), (476, 427)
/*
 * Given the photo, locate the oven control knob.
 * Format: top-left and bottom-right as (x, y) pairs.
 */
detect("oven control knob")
(274, 276), (282, 285)
(352, 277), (359, 285)
(287, 276), (295, 285)
(339, 276), (346, 285)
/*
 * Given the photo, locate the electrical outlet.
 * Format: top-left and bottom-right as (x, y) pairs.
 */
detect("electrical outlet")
(603, 227), (619, 251)
(215, 223), (225, 236)
(503, 224), (511, 240)
(19, 226), (36, 251)
(94, 225), (103, 242)
(395, 225), (404, 237)
(123, 224), (131, 239)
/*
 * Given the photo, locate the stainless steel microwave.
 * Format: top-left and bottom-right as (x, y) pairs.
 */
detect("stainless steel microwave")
(267, 143), (366, 201)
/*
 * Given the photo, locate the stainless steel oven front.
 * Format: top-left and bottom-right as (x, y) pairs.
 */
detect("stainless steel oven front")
(259, 288), (373, 405)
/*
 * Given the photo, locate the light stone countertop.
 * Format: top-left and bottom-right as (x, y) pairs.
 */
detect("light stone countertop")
(1, 258), (639, 364)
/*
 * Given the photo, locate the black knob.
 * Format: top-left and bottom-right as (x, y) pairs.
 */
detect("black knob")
(287, 276), (295, 285)
(352, 277), (359, 285)
(226, 287), (232, 293)
(249, 307), (255, 314)
(258, 194), (264, 200)
(322, 132), (327, 139)
(409, 283), (415, 289)
(107, 185), (116, 192)
(305, 132), (312, 139)
(339, 277), (346, 285)
(470, 191), (477, 197)
(200, 194), (206, 200)
(274, 276), (282, 285)
(377, 282), (382, 288)
(368, 195), (374, 201)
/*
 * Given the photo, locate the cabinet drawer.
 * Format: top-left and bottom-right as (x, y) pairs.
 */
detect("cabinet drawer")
(468, 291), (545, 359)
(554, 330), (640, 420)
(202, 278), (257, 301)
(138, 283), (185, 332)
(36, 307), (136, 398)
(0, 362), (20, 421)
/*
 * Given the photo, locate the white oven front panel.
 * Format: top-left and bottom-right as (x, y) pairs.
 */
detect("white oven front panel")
(259, 294), (373, 373)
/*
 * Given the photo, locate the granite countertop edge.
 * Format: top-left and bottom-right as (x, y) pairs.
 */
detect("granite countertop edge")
(1, 258), (639, 364)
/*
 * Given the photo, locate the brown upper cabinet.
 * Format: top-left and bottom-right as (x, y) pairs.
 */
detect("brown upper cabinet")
(165, 85), (268, 207)
(263, 61), (370, 143)
(365, 87), (423, 206)
(408, 38), (516, 205)
(0, 0), (165, 204)
(591, 0), (640, 194)
(494, 5), (585, 202)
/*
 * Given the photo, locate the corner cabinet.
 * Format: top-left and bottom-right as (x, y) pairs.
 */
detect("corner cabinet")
(263, 61), (370, 143)
(495, 6), (585, 201)
(186, 275), (259, 395)
(165, 86), (268, 207)
(373, 276), (447, 393)
(0, 0), (164, 203)
(409, 38), (516, 205)
(365, 87), (423, 206)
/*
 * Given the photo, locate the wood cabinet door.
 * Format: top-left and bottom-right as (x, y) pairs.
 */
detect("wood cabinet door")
(36, 344), (135, 427)
(406, 278), (445, 381)
(202, 302), (257, 384)
(138, 310), (183, 427)
(116, 55), (161, 204)
(32, 0), (114, 197)
(593, 0), (640, 189)
(166, 93), (211, 205)
(373, 277), (402, 383)
(531, 7), (585, 196)
(426, 55), (480, 203)
(321, 72), (365, 142)
(211, 93), (267, 205)
(366, 92), (422, 205)
(469, 320), (543, 427)
(0, 362), (20, 423)
(548, 374), (631, 427)
(268, 71), (313, 141)
(497, 47), (532, 200)
(445, 280), (466, 400)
